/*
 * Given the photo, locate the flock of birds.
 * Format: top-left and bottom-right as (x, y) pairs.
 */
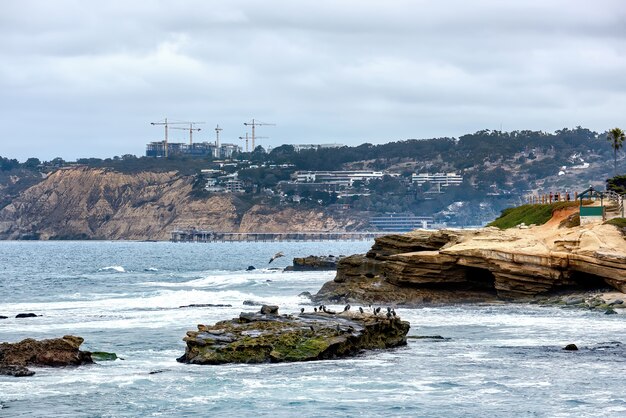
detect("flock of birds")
(269, 251), (398, 320)
(299, 304), (398, 319)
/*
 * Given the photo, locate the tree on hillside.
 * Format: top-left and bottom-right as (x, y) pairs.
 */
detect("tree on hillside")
(606, 175), (626, 194)
(607, 127), (625, 175)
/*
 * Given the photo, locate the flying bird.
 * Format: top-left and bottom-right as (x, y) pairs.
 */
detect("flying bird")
(268, 252), (285, 264)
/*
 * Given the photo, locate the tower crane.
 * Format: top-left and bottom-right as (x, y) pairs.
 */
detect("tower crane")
(238, 133), (249, 152)
(238, 133), (268, 152)
(244, 119), (275, 150)
(150, 118), (191, 157)
(214, 125), (223, 158)
(170, 122), (204, 146)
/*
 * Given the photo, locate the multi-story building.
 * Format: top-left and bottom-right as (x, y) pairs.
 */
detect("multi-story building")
(411, 172), (463, 187)
(217, 143), (241, 159)
(146, 141), (241, 158)
(203, 172), (245, 194)
(369, 214), (434, 231)
(146, 141), (217, 158)
(291, 143), (344, 152)
(293, 170), (386, 187)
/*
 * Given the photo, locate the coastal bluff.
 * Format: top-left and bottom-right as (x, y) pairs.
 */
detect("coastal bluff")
(177, 306), (409, 364)
(0, 167), (365, 240)
(314, 215), (626, 305)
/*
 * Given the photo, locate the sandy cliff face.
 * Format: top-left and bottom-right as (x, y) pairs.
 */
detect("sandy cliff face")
(0, 167), (357, 240)
(238, 205), (364, 233)
(315, 211), (626, 304)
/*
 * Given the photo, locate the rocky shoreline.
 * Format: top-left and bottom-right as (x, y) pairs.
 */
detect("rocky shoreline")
(314, 220), (626, 307)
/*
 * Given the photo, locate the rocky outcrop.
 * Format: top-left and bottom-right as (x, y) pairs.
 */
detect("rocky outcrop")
(177, 305), (410, 365)
(315, 221), (626, 304)
(284, 255), (344, 271)
(0, 167), (364, 240)
(0, 335), (92, 376)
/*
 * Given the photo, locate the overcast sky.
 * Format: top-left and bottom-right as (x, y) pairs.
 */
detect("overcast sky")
(1, 0), (625, 161)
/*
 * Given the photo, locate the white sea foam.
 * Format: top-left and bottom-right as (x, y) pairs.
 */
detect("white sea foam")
(139, 269), (333, 289)
(98, 265), (125, 273)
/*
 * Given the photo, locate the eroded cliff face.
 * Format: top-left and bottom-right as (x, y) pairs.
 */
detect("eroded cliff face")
(0, 167), (360, 240)
(315, 215), (626, 304)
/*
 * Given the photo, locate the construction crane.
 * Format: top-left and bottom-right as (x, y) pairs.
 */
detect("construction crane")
(238, 133), (268, 152)
(244, 119), (275, 150)
(150, 118), (190, 157)
(170, 122), (204, 146)
(214, 125), (223, 158)
(238, 133), (249, 152)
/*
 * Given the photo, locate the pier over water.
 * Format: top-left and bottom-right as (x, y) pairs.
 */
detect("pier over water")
(170, 229), (390, 242)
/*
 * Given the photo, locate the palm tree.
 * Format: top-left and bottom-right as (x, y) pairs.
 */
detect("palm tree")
(608, 127), (625, 175)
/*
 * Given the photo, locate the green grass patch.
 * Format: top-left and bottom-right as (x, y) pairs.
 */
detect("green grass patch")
(488, 201), (579, 229)
(606, 217), (626, 230)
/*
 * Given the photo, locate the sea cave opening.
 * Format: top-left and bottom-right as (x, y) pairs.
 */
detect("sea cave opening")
(562, 271), (614, 292)
(464, 266), (497, 292)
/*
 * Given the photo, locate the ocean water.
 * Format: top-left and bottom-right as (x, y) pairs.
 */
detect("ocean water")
(0, 241), (625, 418)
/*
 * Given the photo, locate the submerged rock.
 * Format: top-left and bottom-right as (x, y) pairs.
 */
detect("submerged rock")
(0, 335), (93, 376)
(15, 313), (39, 318)
(91, 351), (118, 361)
(0, 316), (7, 319)
(0, 365), (35, 377)
(177, 306), (410, 365)
(563, 343), (579, 351)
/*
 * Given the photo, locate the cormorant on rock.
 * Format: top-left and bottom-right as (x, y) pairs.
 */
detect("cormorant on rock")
(387, 307), (391, 313)
(300, 308), (305, 314)
(314, 307), (318, 312)
(386, 311), (392, 319)
(391, 309), (396, 317)
(359, 307), (364, 314)
(268, 252), (285, 264)
(375, 307), (381, 314)
(344, 304), (351, 312)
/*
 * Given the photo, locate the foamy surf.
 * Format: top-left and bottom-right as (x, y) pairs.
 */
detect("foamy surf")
(98, 266), (125, 273)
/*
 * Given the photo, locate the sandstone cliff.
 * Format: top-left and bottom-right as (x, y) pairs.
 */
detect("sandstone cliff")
(0, 167), (363, 240)
(315, 209), (626, 304)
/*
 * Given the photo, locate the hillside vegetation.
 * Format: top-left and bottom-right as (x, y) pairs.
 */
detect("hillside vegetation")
(0, 126), (622, 235)
(488, 202), (580, 229)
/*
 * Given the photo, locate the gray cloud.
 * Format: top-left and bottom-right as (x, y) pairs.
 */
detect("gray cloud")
(1, 0), (625, 160)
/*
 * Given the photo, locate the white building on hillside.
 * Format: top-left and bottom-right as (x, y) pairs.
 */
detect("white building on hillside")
(291, 143), (344, 152)
(294, 170), (386, 187)
(412, 172), (463, 187)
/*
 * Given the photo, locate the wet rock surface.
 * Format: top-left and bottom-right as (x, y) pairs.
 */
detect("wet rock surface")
(0, 335), (93, 376)
(284, 255), (344, 271)
(177, 305), (410, 365)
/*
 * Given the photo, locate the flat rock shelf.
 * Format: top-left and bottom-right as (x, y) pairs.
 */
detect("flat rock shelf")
(177, 305), (410, 365)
